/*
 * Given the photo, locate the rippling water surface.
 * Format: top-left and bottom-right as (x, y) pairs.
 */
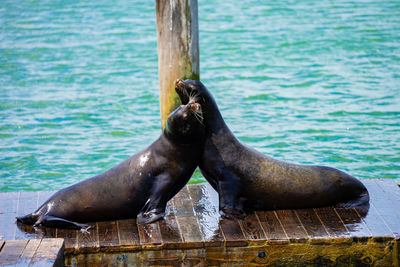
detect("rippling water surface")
(1, 0), (399, 192)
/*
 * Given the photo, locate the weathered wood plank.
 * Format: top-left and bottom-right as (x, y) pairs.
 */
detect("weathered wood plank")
(356, 180), (393, 237)
(56, 228), (78, 252)
(77, 222), (98, 252)
(158, 203), (183, 246)
(188, 184), (224, 245)
(0, 239), (28, 265)
(16, 191), (38, 218)
(117, 219), (140, 247)
(295, 209), (329, 238)
(17, 239), (42, 266)
(15, 191), (39, 240)
(239, 212), (266, 241)
(137, 222), (163, 245)
(363, 179), (400, 237)
(0, 192), (19, 240)
(357, 202), (393, 237)
(172, 186), (204, 245)
(97, 221), (119, 249)
(255, 210), (287, 240)
(275, 210), (308, 240)
(334, 208), (372, 238)
(375, 179), (400, 210)
(29, 238), (64, 267)
(219, 219), (246, 247)
(315, 207), (350, 238)
(1, 180), (400, 262)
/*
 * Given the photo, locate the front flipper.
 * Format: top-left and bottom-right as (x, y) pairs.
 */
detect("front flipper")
(218, 168), (246, 220)
(137, 200), (165, 225)
(137, 172), (182, 225)
(38, 215), (91, 230)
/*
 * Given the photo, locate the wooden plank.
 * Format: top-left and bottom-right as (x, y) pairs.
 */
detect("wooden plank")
(17, 239), (42, 266)
(15, 191), (39, 240)
(356, 202), (393, 237)
(137, 222), (163, 245)
(357, 180), (393, 237)
(363, 179), (400, 237)
(117, 219), (140, 246)
(97, 221), (119, 248)
(315, 207), (350, 238)
(275, 210), (308, 240)
(15, 191), (38, 217)
(0, 192), (19, 240)
(0, 239), (28, 265)
(295, 209), (329, 238)
(158, 203), (183, 246)
(29, 238), (64, 267)
(375, 179), (400, 210)
(56, 228), (78, 252)
(376, 179), (400, 197)
(219, 219), (246, 246)
(188, 184), (224, 245)
(238, 212), (266, 241)
(76, 222), (98, 251)
(255, 210), (287, 240)
(172, 186), (204, 245)
(334, 208), (372, 238)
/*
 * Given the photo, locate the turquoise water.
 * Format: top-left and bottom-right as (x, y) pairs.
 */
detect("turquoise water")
(1, 0), (399, 192)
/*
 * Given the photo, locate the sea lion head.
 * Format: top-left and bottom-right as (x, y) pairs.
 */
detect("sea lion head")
(175, 79), (220, 126)
(175, 79), (209, 106)
(165, 100), (204, 143)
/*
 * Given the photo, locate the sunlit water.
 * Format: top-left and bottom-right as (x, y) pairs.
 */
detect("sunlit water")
(1, 0), (399, 192)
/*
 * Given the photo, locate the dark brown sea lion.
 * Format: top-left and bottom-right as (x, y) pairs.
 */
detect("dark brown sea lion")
(175, 79), (369, 219)
(16, 100), (205, 229)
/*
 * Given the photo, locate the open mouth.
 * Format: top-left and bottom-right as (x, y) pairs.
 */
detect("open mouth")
(175, 79), (190, 105)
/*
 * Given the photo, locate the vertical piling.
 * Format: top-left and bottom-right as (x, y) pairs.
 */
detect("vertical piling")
(155, 0), (199, 128)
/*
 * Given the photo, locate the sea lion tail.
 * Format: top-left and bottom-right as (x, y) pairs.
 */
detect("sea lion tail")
(16, 213), (40, 225)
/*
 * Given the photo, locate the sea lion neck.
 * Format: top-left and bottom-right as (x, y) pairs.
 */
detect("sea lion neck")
(201, 92), (227, 133)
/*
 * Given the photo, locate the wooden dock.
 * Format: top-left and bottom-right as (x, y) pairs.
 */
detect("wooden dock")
(0, 238), (64, 266)
(0, 179), (399, 266)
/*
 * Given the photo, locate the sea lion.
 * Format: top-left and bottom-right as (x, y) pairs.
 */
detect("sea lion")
(175, 79), (369, 219)
(16, 99), (205, 229)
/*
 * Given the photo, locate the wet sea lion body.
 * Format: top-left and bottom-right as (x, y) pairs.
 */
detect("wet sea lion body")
(17, 100), (205, 228)
(175, 79), (369, 218)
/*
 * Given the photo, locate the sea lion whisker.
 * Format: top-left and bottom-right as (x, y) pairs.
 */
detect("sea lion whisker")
(189, 106), (204, 124)
(194, 113), (204, 125)
(188, 91), (199, 103)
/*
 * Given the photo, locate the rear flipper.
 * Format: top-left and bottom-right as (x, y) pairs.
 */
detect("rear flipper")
(39, 216), (91, 230)
(16, 213), (90, 230)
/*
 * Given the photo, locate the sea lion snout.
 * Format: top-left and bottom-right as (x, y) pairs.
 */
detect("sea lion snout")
(175, 79), (184, 86)
(188, 101), (201, 112)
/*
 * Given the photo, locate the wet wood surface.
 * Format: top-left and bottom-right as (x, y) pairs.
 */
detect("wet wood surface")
(0, 238), (64, 266)
(0, 179), (399, 259)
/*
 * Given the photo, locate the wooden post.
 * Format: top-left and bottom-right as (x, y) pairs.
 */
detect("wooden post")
(155, 0), (199, 128)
